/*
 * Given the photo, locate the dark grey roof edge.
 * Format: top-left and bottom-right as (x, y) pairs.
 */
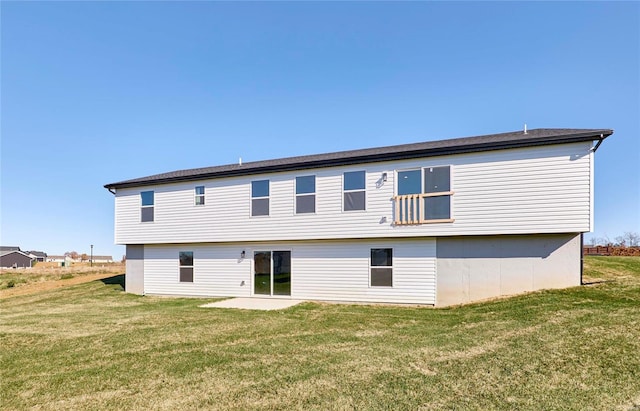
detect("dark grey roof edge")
(105, 128), (613, 189)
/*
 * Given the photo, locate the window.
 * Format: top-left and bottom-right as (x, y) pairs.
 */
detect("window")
(371, 248), (392, 287)
(343, 171), (366, 211)
(424, 166), (451, 220)
(141, 191), (154, 222)
(195, 186), (205, 205)
(179, 251), (193, 282)
(251, 180), (269, 216)
(295, 175), (315, 214)
(396, 166), (452, 224)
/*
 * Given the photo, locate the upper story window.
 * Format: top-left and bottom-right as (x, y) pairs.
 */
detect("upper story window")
(395, 166), (453, 225)
(141, 191), (154, 222)
(195, 186), (205, 206)
(251, 180), (269, 216)
(295, 175), (315, 214)
(343, 171), (366, 211)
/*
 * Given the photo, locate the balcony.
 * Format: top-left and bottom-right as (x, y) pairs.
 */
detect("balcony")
(393, 192), (455, 225)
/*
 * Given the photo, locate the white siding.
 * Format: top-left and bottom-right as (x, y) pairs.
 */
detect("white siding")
(144, 244), (252, 297)
(114, 142), (593, 244)
(143, 239), (436, 305)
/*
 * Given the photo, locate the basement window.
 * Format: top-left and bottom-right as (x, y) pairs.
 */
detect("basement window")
(370, 248), (393, 287)
(179, 251), (194, 283)
(141, 191), (154, 222)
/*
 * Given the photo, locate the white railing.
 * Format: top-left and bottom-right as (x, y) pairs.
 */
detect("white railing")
(393, 192), (454, 225)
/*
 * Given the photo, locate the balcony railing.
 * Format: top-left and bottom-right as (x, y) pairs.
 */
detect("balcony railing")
(393, 192), (455, 225)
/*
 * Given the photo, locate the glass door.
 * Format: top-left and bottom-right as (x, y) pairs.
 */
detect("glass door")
(254, 251), (271, 295)
(253, 251), (291, 296)
(272, 251), (291, 296)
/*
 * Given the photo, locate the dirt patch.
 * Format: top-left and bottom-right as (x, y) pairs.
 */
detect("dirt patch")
(0, 272), (121, 299)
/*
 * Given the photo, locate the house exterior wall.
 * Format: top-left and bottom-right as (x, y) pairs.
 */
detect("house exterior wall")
(0, 252), (34, 268)
(125, 245), (144, 294)
(114, 142), (593, 245)
(435, 233), (581, 306)
(140, 238), (437, 304)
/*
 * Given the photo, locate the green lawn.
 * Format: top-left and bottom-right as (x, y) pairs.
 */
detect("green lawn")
(1, 257), (639, 410)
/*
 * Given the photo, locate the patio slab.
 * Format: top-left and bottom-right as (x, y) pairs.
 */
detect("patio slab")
(200, 298), (304, 311)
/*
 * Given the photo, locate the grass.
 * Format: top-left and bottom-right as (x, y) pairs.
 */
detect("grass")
(1, 256), (639, 410)
(0, 264), (124, 290)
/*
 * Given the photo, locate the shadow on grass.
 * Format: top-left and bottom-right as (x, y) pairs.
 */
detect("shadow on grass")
(100, 274), (125, 291)
(582, 280), (615, 286)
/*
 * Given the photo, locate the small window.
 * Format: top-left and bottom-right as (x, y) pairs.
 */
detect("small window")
(371, 248), (392, 287)
(251, 180), (269, 216)
(343, 171), (366, 211)
(179, 251), (193, 282)
(195, 186), (205, 205)
(141, 191), (154, 222)
(295, 175), (315, 214)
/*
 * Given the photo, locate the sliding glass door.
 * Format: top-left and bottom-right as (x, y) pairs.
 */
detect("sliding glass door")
(253, 251), (291, 296)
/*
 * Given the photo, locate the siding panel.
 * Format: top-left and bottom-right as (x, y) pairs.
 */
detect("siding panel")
(115, 142), (593, 244)
(143, 239), (436, 304)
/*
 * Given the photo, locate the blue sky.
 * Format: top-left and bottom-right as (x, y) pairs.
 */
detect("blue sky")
(1, 2), (638, 259)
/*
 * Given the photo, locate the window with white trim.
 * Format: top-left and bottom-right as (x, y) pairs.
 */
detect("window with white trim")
(343, 171), (366, 211)
(141, 191), (154, 222)
(295, 175), (315, 214)
(251, 180), (269, 216)
(179, 251), (193, 282)
(396, 166), (452, 224)
(370, 248), (392, 287)
(195, 186), (205, 206)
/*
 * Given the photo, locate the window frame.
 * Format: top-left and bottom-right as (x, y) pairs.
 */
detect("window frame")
(395, 165), (454, 223)
(195, 186), (205, 206)
(342, 170), (366, 212)
(179, 251), (194, 283)
(370, 248), (393, 287)
(140, 191), (154, 223)
(251, 180), (270, 217)
(295, 175), (316, 214)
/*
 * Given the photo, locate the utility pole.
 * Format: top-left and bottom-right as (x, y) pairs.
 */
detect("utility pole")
(90, 244), (93, 267)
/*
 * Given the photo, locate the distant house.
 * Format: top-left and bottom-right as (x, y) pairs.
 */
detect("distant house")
(0, 250), (35, 268)
(27, 251), (48, 262)
(91, 255), (114, 263)
(105, 128), (612, 306)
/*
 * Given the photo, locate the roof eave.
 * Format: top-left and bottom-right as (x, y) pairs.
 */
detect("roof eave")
(104, 129), (613, 190)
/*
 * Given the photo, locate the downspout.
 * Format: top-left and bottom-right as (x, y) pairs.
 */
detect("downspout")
(580, 233), (584, 285)
(590, 134), (605, 152)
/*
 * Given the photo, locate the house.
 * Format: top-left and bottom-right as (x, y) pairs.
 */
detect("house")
(0, 246), (21, 253)
(0, 250), (35, 268)
(91, 255), (114, 263)
(105, 128), (612, 306)
(47, 255), (67, 263)
(27, 251), (48, 262)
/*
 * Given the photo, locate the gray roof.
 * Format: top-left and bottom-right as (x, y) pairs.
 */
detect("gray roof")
(28, 251), (48, 258)
(0, 246), (21, 252)
(105, 128), (612, 190)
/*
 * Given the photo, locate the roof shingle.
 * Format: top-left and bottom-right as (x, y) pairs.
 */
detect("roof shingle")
(105, 128), (612, 190)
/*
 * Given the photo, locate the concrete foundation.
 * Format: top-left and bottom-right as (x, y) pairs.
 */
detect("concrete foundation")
(436, 233), (581, 306)
(125, 244), (144, 294)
